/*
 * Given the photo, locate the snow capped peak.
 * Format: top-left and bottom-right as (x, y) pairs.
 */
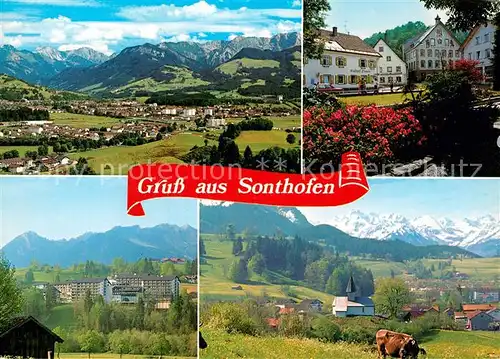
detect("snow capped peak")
(35, 46), (65, 61)
(327, 211), (499, 250)
(277, 208), (298, 223)
(200, 200), (233, 207)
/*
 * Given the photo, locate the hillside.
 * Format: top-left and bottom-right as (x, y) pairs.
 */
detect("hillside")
(364, 21), (469, 58)
(47, 33), (301, 98)
(200, 203), (478, 261)
(1, 224), (197, 267)
(0, 74), (87, 101)
(0, 45), (109, 84)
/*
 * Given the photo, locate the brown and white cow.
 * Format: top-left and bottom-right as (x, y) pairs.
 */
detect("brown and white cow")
(376, 330), (427, 359)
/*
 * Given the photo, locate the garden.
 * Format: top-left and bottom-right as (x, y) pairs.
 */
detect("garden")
(303, 59), (500, 176)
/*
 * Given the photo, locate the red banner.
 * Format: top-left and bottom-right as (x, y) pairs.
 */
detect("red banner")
(127, 152), (369, 216)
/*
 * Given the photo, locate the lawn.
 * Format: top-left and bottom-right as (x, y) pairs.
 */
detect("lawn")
(352, 259), (407, 279)
(50, 112), (121, 128)
(423, 258), (500, 280)
(226, 115), (300, 130)
(0, 145), (53, 156)
(200, 329), (500, 359)
(44, 304), (77, 331)
(341, 93), (413, 106)
(235, 130), (297, 153)
(200, 239), (332, 304)
(217, 59), (280, 75)
(60, 354), (192, 359)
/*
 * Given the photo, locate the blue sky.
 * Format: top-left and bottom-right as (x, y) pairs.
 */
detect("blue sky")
(327, 0), (449, 39)
(1, 0), (301, 55)
(0, 176), (197, 246)
(300, 179), (500, 222)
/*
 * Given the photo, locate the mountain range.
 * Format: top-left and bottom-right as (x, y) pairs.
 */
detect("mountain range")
(200, 203), (481, 261)
(0, 224), (197, 268)
(0, 32), (301, 97)
(326, 211), (500, 257)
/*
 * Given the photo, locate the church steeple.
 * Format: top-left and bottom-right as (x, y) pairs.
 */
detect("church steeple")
(435, 15), (441, 24)
(346, 275), (356, 301)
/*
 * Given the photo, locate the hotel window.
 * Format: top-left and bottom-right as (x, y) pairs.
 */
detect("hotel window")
(336, 56), (347, 67)
(387, 66), (392, 72)
(486, 48), (491, 58)
(435, 60), (440, 68)
(475, 36), (480, 45)
(430, 38), (435, 46)
(442, 49), (446, 57)
(321, 55), (332, 66)
(386, 56), (391, 61)
(396, 76), (402, 83)
(359, 59), (367, 68)
(426, 40), (430, 48)
(420, 49), (425, 56)
(485, 33), (490, 43)
(349, 75), (358, 84)
(336, 75), (346, 84)
(421, 60), (426, 68)
(428, 60), (433, 68)
(388, 76), (393, 83)
(476, 51), (481, 60)
(438, 39), (442, 45)
(427, 49), (432, 57)
(445, 39), (449, 46)
(435, 49), (440, 57)
(379, 46), (384, 52)
(448, 50), (453, 58)
(455, 50), (460, 57)
(380, 77), (385, 83)
(450, 40), (454, 47)
(396, 66), (401, 72)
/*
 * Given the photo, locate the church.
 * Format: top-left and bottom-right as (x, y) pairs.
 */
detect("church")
(332, 275), (375, 317)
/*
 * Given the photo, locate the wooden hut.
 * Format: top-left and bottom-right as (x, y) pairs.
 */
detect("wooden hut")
(0, 316), (63, 358)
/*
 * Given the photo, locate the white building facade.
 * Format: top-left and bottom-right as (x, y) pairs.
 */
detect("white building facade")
(460, 22), (496, 82)
(404, 16), (462, 81)
(374, 38), (407, 86)
(304, 27), (381, 90)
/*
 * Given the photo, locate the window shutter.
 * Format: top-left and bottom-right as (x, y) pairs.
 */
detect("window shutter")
(328, 56), (332, 65)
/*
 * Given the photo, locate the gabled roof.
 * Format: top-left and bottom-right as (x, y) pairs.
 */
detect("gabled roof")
(0, 316), (63, 343)
(460, 22), (495, 51)
(467, 310), (493, 320)
(318, 28), (381, 57)
(374, 38), (405, 63)
(404, 19), (462, 54)
(463, 303), (496, 312)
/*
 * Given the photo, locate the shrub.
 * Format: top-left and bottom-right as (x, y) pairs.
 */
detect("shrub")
(311, 317), (341, 342)
(303, 104), (425, 168)
(303, 87), (343, 110)
(203, 302), (257, 335)
(278, 313), (311, 338)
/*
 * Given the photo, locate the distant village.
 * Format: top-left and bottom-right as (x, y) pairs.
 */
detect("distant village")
(304, 15), (495, 90)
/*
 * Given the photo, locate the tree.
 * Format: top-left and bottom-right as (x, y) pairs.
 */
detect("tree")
(37, 144), (49, 156)
(45, 285), (56, 311)
(226, 224), (236, 241)
(373, 278), (412, 319)
(79, 330), (105, 359)
(243, 145), (253, 168)
(199, 238), (206, 256)
(304, 0), (331, 59)
(23, 288), (46, 319)
(24, 269), (35, 284)
(248, 253), (266, 275)
(0, 255), (23, 327)
(232, 237), (243, 256)
(286, 133), (296, 145)
(228, 259), (248, 283)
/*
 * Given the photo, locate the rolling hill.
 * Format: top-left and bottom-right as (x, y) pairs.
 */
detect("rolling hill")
(200, 203), (479, 261)
(0, 224), (197, 267)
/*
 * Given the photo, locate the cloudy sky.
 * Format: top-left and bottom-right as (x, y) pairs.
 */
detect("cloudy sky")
(327, 0), (449, 39)
(0, 177), (198, 246)
(0, 0), (302, 55)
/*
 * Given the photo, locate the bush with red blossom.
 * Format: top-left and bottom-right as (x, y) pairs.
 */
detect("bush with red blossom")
(303, 104), (425, 167)
(448, 59), (484, 84)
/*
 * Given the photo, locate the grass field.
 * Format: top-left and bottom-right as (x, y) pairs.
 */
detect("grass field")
(353, 258), (500, 280)
(60, 354), (192, 359)
(226, 115), (300, 130)
(200, 239), (332, 303)
(235, 130), (297, 152)
(200, 329), (500, 359)
(341, 93), (413, 106)
(217, 59), (280, 75)
(50, 113), (121, 128)
(0, 145), (54, 156)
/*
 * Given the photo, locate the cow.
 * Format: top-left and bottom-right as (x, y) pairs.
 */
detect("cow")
(376, 330), (427, 359)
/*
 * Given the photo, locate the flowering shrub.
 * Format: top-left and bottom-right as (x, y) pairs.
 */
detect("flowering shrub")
(303, 104), (425, 166)
(448, 59), (484, 84)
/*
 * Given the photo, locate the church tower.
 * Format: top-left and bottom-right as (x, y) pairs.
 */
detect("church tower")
(346, 275), (357, 302)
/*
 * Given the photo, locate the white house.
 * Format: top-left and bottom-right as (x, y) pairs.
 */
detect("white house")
(460, 22), (496, 82)
(207, 118), (226, 128)
(204, 108), (214, 116)
(304, 27), (381, 90)
(332, 276), (375, 317)
(183, 109), (196, 117)
(374, 38), (407, 86)
(403, 15), (462, 81)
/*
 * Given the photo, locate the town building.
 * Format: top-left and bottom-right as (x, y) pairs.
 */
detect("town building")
(54, 278), (112, 303)
(466, 311), (494, 331)
(403, 15), (462, 81)
(183, 109), (196, 117)
(113, 274), (180, 300)
(296, 299), (323, 313)
(460, 22), (496, 82)
(486, 308), (500, 321)
(472, 289), (499, 303)
(373, 38), (407, 86)
(462, 303), (497, 313)
(332, 276), (375, 317)
(207, 118), (226, 128)
(112, 285), (144, 304)
(304, 27), (381, 90)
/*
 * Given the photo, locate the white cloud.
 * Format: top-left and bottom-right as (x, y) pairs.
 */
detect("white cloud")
(4, 0), (100, 6)
(198, 32), (207, 38)
(227, 33), (238, 40)
(58, 42), (113, 55)
(292, 0), (301, 8)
